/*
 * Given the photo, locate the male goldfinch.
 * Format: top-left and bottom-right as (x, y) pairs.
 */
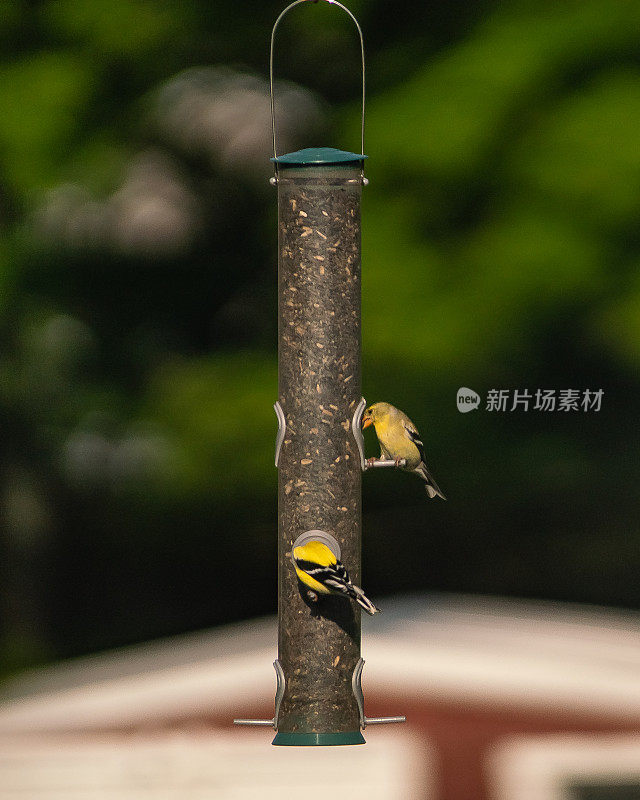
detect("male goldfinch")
(292, 540), (380, 615)
(362, 401), (446, 499)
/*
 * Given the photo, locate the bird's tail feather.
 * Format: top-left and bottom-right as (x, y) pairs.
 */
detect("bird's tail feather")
(416, 464), (446, 500)
(349, 584), (381, 615)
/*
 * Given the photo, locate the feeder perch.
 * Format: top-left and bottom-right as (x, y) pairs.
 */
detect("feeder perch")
(233, 0), (404, 745)
(352, 398), (407, 469)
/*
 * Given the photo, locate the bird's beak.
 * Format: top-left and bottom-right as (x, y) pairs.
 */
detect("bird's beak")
(362, 413), (373, 429)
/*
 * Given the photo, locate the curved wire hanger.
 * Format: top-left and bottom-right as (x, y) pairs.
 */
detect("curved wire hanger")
(269, 0), (366, 182)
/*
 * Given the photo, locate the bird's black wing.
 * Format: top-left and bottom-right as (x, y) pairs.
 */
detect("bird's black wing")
(323, 561), (351, 593)
(296, 558), (351, 594)
(404, 424), (426, 464)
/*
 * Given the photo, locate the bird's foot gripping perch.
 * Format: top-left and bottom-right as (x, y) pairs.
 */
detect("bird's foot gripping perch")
(364, 456), (406, 469)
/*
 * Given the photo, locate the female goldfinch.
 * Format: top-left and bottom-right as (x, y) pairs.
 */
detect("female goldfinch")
(292, 540), (380, 615)
(362, 401), (446, 499)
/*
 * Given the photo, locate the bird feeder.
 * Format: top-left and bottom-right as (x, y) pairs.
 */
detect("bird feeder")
(234, 0), (404, 746)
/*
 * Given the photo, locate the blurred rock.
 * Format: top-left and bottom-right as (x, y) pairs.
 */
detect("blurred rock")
(62, 426), (173, 489)
(153, 66), (325, 180)
(34, 151), (200, 258)
(2, 469), (51, 549)
(62, 431), (114, 485)
(110, 150), (200, 258)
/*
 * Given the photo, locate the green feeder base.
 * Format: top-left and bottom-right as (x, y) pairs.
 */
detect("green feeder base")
(272, 731), (366, 747)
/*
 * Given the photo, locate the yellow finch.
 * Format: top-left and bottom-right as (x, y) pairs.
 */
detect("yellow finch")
(362, 401), (446, 499)
(292, 540), (380, 615)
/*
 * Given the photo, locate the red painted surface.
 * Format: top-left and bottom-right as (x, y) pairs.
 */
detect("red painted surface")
(366, 695), (640, 800)
(104, 695), (640, 800)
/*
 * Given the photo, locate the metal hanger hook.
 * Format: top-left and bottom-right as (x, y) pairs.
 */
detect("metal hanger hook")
(269, 0), (366, 181)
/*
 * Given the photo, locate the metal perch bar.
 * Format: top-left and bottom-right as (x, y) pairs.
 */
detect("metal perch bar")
(351, 658), (405, 729)
(233, 719), (276, 727)
(365, 459), (407, 468)
(234, 659), (285, 730)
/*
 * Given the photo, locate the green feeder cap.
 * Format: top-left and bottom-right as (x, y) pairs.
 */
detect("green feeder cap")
(271, 147), (367, 166)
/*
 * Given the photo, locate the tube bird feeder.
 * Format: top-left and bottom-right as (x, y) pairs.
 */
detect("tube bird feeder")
(234, 0), (404, 746)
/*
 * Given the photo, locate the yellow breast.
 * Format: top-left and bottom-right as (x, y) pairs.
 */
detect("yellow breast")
(374, 416), (421, 466)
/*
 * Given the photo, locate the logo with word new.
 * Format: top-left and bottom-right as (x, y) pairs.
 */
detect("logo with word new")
(456, 388), (604, 412)
(456, 387), (480, 413)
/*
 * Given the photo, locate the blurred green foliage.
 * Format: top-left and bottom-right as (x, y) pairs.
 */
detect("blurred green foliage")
(0, 0), (639, 678)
